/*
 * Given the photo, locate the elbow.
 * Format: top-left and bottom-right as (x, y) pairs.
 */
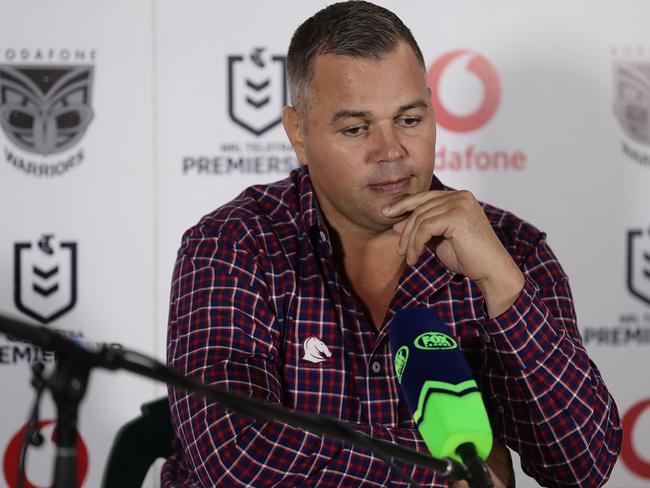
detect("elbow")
(586, 417), (622, 488)
(565, 422), (622, 488)
(528, 406), (622, 487)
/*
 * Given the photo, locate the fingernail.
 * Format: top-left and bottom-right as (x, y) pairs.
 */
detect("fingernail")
(382, 206), (391, 214)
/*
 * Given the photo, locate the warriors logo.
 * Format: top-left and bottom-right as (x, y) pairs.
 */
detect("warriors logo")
(14, 234), (78, 324)
(628, 227), (650, 306)
(613, 62), (650, 146)
(228, 48), (287, 136)
(0, 65), (94, 155)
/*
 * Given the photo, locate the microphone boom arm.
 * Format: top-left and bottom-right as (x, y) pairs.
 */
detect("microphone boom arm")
(0, 313), (477, 487)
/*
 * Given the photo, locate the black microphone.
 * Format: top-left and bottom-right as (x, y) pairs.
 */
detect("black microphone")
(389, 307), (494, 487)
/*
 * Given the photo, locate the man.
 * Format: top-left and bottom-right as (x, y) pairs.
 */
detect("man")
(163, 2), (621, 486)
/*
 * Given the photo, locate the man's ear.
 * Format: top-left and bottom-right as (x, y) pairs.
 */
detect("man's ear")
(282, 106), (307, 165)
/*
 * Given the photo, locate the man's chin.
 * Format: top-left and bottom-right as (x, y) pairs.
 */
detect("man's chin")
(369, 210), (406, 232)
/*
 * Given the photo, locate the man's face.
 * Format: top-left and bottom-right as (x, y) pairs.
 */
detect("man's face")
(287, 42), (436, 237)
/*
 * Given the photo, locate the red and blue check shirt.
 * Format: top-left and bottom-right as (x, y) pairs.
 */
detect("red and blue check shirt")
(162, 166), (621, 487)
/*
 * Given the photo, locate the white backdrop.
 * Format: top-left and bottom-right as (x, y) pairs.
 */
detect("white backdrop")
(0, 1), (649, 486)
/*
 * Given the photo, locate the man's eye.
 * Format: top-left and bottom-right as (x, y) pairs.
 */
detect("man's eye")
(399, 117), (421, 127)
(342, 126), (366, 136)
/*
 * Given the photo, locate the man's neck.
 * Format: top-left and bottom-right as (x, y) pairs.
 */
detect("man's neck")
(326, 219), (403, 269)
(326, 223), (407, 330)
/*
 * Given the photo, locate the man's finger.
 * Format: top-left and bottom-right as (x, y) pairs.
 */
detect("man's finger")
(397, 201), (456, 258)
(392, 219), (408, 235)
(406, 214), (451, 265)
(396, 198), (450, 254)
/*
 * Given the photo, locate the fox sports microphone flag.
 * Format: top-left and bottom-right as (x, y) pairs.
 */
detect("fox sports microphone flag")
(389, 307), (493, 462)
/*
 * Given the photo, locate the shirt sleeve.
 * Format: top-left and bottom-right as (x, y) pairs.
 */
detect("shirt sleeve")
(479, 237), (622, 487)
(167, 235), (444, 487)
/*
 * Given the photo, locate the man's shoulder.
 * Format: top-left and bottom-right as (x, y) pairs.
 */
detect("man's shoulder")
(479, 199), (546, 265)
(178, 170), (303, 257)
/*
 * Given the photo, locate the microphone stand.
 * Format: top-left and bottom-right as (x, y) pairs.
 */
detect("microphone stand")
(0, 313), (488, 488)
(49, 351), (89, 488)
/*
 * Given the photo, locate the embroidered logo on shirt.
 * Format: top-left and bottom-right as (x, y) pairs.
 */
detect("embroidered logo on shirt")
(302, 336), (332, 363)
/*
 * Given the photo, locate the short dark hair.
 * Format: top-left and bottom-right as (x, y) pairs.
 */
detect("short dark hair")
(287, 1), (425, 118)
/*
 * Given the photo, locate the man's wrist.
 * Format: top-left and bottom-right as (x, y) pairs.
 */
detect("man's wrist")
(476, 263), (525, 319)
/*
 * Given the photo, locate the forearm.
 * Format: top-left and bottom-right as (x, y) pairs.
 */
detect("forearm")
(170, 385), (447, 487)
(481, 278), (621, 486)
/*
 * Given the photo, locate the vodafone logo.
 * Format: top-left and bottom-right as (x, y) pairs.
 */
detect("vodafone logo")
(622, 398), (650, 479)
(428, 49), (501, 132)
(428, 49), (524, 172)
(3, 420), (89, 488)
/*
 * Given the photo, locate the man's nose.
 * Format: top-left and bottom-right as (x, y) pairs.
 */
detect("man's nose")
(372, 125), (406, 162)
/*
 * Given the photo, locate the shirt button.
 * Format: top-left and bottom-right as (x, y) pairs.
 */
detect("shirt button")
(371, 361), (381, 373)
(319, 230), (327, 242)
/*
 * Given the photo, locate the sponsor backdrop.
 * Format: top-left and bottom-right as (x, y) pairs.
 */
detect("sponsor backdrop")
(0, 0), (648, 486)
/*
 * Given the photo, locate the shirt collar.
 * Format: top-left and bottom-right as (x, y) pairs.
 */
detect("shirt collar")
(297, 166), (334, 255)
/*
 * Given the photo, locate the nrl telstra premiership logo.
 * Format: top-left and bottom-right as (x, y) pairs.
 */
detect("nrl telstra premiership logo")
(14, 233), (78, 324)
(627, 226), (650, 306)
(227, 47), (287, 136)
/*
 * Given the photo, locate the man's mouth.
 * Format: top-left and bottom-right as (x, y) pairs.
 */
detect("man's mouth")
(368, 177), (411, 194)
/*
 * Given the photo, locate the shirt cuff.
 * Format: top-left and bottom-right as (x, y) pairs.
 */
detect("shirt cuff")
(479, 278), (562, 371)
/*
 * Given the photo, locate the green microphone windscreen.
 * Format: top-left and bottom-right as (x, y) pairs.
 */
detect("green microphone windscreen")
(389, 307), (493, 462)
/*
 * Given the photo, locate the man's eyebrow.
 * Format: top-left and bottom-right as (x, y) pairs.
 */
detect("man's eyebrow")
(330, 110), (370, 125)
(329, 100), (429, 126)
(397, 99), (429, 113)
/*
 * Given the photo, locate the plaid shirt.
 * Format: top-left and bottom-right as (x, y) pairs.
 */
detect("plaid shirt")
(162, 166), (621, 487)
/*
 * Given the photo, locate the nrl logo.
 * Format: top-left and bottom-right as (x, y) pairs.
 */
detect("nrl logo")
(14, 234), (78, 324)
(613, 62), (650, 146)
(627, 227), (650, 306)
(0, 64), (94, 155)
(228, 47), (287, 136)
(414, 331), (458, 350)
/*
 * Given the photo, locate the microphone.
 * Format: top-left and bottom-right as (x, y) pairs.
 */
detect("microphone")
(389, 307), (493, 486)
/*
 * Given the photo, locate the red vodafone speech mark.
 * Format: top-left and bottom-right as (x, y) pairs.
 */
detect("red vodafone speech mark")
(3, 420), (89, 488)
(622, 398), (650, 479)
(428, 49), (501, 132)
